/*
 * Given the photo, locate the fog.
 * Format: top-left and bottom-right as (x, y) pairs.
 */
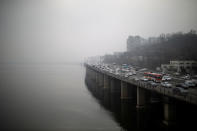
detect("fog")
(0, 0), (197, 63)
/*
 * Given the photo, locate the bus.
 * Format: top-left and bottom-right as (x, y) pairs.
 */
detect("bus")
(144, 72), (163, 82)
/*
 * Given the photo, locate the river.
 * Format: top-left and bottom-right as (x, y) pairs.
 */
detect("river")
(0, 64), (196, 131)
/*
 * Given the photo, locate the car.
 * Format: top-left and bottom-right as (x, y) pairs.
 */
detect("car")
(127, 72), (133, 76)
(132, 71), (136, 75)
(124, 74), (129, 78)
(115, 72), (120, 75)
(165, 83), (172, 88)
(161, 82), (168, 86)
(185, 81), (195, 87)
(182, 75), (191, 80)
(140, 77), (148, 81)
(190, 79), (197, 85)
(134, 77), (139, 81)
(109, 70), (114, 73)
(173, 87), (188, 96)
(139, 68), (147, 71)
(135, 67), (141, 71)
(174, 72), (180, 76)
(149, 81), (158, 87)
(180, 83), (189, 89)
(161, 82), (172, 88)
(162, 76), (172, 81)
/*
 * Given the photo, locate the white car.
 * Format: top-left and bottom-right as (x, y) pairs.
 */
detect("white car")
(165, 83), (172, 88)
(140, 77), (148, 81)
(161, 82), (172, 88)
(134, 77), (139, 81)
(174, 72), (180, 76)
(124, 74), (129, 78)
(182, 75), (191, 80)
(132, 71), (136, 75)
(162, 76), (172, 81)
(139, 68), (147, 71)
(115, 72), (120, 75)
(127, 72), (133, 76)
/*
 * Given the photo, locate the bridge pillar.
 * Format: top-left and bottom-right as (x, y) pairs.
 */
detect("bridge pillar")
(136, 87), (147, 109)
(110, 78), (121, 94)
(86, 68), (89, 77)
(89, 69), (92, 78)
(110, 78), (116, 93)
(93, 70), (96, 82)
(98, 73), (104, 87)
(95, 72), (100, 93)
(104, 75), (110, 90)
(121, 81), (131, 99)
(128, 84), (137, 100)
(103, 76), (110, 108)
(150, 92), (161, 103)
(95, 72), (99, 84)
(163, 97), (176, 126)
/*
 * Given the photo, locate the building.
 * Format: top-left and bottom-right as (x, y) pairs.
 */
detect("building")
(113, 52), (123, 58)
(127, 36), (146, 52)
(161, 60), (197, 74)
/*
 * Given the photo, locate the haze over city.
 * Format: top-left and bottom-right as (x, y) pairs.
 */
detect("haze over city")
(0, 0), (197, 63)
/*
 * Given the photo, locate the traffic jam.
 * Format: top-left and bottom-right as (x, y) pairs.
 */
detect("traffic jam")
(90, 63), (197, 96)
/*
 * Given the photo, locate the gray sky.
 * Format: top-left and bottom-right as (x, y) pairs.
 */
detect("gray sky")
(1, 0), (197, 63)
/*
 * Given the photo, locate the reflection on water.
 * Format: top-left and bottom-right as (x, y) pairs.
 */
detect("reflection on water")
(85, 68), (197, 131)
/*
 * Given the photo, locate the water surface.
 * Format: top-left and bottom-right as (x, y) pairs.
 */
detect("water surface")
(0, 64), (121, 131)
(1, 64), (197, 131)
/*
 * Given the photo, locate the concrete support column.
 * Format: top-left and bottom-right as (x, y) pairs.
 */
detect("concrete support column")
(89, 69), (92, 78)
(110, 78), (119, 93)
(103, 75), (110, 107)
(110, 79), (121, 102)
(110, 78), (115, 93)
(150, 92), (161, 103)
(99, 73), (104, 87)
(94, 71), (97, 81)
(95, 72), (99, 84)
(110, 78), (121, 94)
(92, 70), (96, 81)
(136, 87), (146, 108)
(92, 70), (95, 81)
(121, 81), (130, 99)
(163, 97), (176, 126)
(104, 75), (110, 89)
(95, 72), (100, 93)
(86, 68), (89, 77)
(128, 84), (137, 100)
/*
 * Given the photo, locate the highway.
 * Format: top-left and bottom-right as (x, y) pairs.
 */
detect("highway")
(87, 62), (197, 100)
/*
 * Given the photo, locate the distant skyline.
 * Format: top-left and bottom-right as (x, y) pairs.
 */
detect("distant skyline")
(0, 0), (197, 63)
